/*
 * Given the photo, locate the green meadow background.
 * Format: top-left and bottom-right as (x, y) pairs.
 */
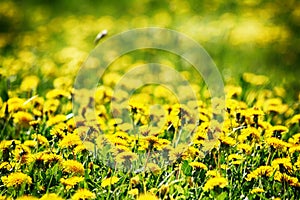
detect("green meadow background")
(1, 0), (300, 94)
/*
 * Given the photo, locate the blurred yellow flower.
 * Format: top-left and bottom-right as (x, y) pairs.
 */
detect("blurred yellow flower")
(101, 176), (119, 187)
(242, 72), (269, 86)
(20, 75), (39, 91)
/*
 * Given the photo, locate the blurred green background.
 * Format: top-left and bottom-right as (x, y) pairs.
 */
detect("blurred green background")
(1, 0), (299, 97)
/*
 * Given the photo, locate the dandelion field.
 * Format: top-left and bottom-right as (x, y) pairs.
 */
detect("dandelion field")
(1, 1), (300, 200)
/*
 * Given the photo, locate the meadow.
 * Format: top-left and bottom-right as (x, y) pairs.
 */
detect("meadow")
(0, 1), (300, 199)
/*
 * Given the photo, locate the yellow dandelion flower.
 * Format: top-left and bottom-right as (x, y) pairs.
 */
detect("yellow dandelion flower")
(169, 144), (188, 162)
(40, 193), (64, 200)
(62, 160), (85, 174)
(225, 85), (242, 98)
(7, 97), (25, 113)
(110, 145), (131, 156)
(114, 131), (131, 141)
(0, 140), (21, 150)
(13, 111), (34, 127)
(58, 133), (82, 149)
(43, 99), (60, 114)
(290, 145), (300, 153)
(219, 135), (236, 146)
(0, 195), (5, 200)
(0, 102), (7, 118)
(274, 172), (300, 187)
(143, 135), (160, 150)
(287, 114), (300, 125)
(146, 163), (161, 175)
(50, 123), (67, 139)
(130, 175), (140, 185)
(32, 134), (49, 146)
(288, 133), (300, 144)
(265, 125), (289, 138)
(156, 138), (171, 150)
(189, 162), (208, 170)
(128, 188), (139, 196)
(53, 76), (73, 89)
(266, 137), (291, 149)
(228, 154), (244, 165)
(250, 188), (265, 194)
(60, 176), (84, 190)
(0, 162), (11, 170)
(16, 195), (38, 200)
(46, 89), (70, 99)
(1, 172), (32, 187)
(115, 151), (138, 164)
(23, 140), (38, 148)
(237, 143), (252, 154)
(238, 127), (260, 143)
(263, 98), (288, 114)
(206, 170), (221, 178)
(245, 166), (274, 181)
(42, 153), (63, 164)
(186, 146), (203, 159)
(101, 176), (119, 187)
(192, 129), (208, 145)
(137, 193), (158, 200)
(271, 157), (292, 172)
(203, 177), (228, 191)
(13, 144), (31, 163)
(159, 184), (169, 196)
(46, 114), (67, 127)
(74, 144), (86, 154)
(107, 135), (128, 146)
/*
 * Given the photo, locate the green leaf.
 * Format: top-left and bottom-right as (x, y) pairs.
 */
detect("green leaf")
(181, 160), (192, 176)
(216, 192), (228, 200)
